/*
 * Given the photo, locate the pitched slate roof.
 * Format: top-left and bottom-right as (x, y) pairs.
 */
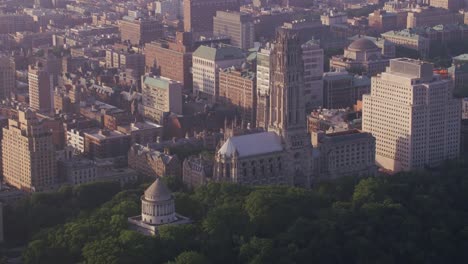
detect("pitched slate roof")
(218, 132), (283, 158)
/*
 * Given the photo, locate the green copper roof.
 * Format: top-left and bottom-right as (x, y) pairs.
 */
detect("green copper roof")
(144, 76), (169, 89)
(193, 45), (245, 61)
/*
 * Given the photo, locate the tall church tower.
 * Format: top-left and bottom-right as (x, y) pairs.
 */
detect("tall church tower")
(268, 27), (315, 187)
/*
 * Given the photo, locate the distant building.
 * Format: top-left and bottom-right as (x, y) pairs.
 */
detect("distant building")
(382, 29), (430, 57)
(128, 178), (190, 235)
(255, 47), (272, 130)
(323, 71), (371, 109)
(312, 129), (376, 180)
(213, 11), (254, 49)
(330, 38), (390, 76)
(58, 148), (138, 186)
(128, 144), (182, 178)
(119, 16), (164, 45)
(449, 54), (468, 97)
(308, 108), (361, 134)
(192, 45), (245, 102)
(117, 121), (163, 146)
(0, 56), (15, 100)
(105, 49), (145, 81)
(406, 7), (463, 28)
(139, 75), (183, 124)
(320, 10), (347, 26)
(368, 10), (398, 33)
(182, 154), (213, 189)
(183, 0), (240, 33)
(363, 58), (461, 172)
(348, 35), (396, 58)
(84, 129), (131, 159)
(429, 0), (461, 12)
(144, 32), (193, 88)
(29, 63), (53, 113)
(0, 14), (34, 34)
(155, 0), (182, 20)
(218, 67), (256, 126)
(2, 109), (57, 192)
(301, 40), (324, 110)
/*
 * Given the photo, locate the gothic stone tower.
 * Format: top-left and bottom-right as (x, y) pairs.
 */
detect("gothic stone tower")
(268, 27), (315, 187)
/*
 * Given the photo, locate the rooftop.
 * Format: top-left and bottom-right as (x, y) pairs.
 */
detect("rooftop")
(193, 45), (245, 61)
(218, 131), (283, 158)
(348, 38), (379, 51)
(143, 177), (172, 202)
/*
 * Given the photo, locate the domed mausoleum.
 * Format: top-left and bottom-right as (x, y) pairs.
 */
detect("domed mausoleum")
(128, 177), (190, 235)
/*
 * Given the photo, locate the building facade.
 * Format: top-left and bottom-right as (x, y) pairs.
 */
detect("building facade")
(0, 56), (15, 100)
(2, 109), (57, 192)
(214, 132), (287, 185)
(29, 64), (53, 113)
(144, 32), (193, 88)
(183, 0), (240, 33)
(213, 11), (254, 49)
(406, 7), (463, 28)
(182, 154), (213, 189)
(323, 71), (371, 109)
(128, 144), (182, 178)
(362, 58), (461, 172)
(218, 67), (256, 126)
(83, 129), (131, 159)
(192, 45), (245, 102)
(301, 40), (324, 110)
(255, 47), (272, 130)
(139, 75), (183, 124)
(119, 17), (164, 45)
(267, 27), (316, 187)
(312, 129), (376, 180)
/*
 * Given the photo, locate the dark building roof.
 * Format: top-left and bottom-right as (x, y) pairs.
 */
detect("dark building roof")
(348, 38), (379, 51)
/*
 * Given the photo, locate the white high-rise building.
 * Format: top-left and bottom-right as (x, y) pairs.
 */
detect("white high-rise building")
(363, 58), (461, 172)
(301, 40), (324, 110)
(192, 45), (244, 102)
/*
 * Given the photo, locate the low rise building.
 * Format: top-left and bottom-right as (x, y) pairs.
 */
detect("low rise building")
(139, 75), (183, 124)
(382, 29), (430, 57)
(128, 144), (182, 178)
(323, 71), (371, 109)
(182, 154), (214, 189)
(321, 10), (347, 26)
(312, 129), (376, 180)
(119, 16), (164, 45)
(406, 6), (463, 28)
(84, 129), (131, 159)
(117, 121), (163, 145)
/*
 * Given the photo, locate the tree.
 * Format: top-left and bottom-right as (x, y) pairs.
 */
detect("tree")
(168, 251), (209, 264)
(82, 237), (121, 264)
(239, 237), (275, 264)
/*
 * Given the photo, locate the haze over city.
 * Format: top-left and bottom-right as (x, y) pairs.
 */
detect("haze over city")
(0, 0), (467, 263)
